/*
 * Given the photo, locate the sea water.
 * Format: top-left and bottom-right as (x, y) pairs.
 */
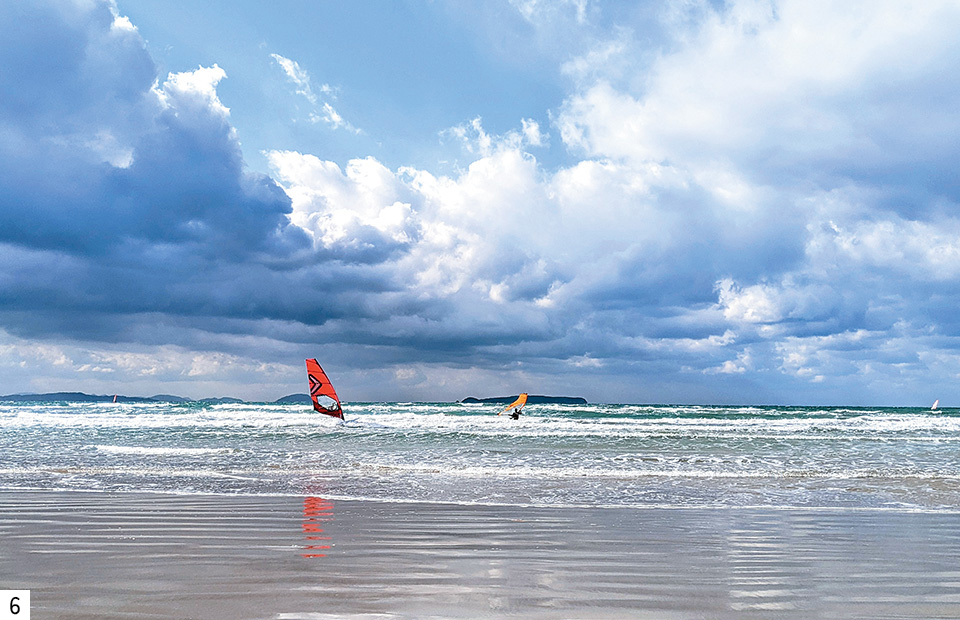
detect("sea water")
(2, 401), (959, 511)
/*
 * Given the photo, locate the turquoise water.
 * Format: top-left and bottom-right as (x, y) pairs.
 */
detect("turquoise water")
(2, 401), (959, 510)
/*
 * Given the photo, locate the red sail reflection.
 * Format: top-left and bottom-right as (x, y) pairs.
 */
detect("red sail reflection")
(302, 496), (334, 558)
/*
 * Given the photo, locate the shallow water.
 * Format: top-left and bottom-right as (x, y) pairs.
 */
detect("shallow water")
(2, 401), (959, 510)
(4, 402), (960, 618)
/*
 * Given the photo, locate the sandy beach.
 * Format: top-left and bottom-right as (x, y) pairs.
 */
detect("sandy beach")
(2, 490), (959, 619)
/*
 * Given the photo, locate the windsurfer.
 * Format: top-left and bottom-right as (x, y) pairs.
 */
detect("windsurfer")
(498, 393), (528, 417)
(305, 358), (345, 420)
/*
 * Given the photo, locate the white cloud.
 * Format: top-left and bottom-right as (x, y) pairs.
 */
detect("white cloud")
(268, 152), (418, 253)
(270, 53), (318, 105)
(0, 328), (294, 397)
(521, 118), (545, 147)
(716, 279), (784, 324)
(561, 37), (628, 84)
(775, 330), (874, 384)
(111, 14), (137, 34)
(568, 354), (602, 368)
(558, 0), (960, 175)
(270, 52), (359, 133)
(705, 358), (747, 375)
(269, 136), (560, 314)
(444, 116), (548, 157)
(809, 217), (960, 282)
(154, 64), (230, 119)
(511, 0), (589, 25)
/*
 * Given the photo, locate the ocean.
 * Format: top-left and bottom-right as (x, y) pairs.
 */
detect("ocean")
(3, 400), (959, 511)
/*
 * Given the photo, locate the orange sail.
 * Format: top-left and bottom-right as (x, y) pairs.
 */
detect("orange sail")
(498, 393), (528, 416)
(305, 358), (343, 419)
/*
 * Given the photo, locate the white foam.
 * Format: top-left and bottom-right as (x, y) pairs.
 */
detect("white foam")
(89, 445), (237, 456)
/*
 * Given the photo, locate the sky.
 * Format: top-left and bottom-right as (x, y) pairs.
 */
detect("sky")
(2, 0), (960, 404)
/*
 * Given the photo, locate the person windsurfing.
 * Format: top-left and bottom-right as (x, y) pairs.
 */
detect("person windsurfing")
(498, 393), (528, 419)
(305, 358), (344, 420)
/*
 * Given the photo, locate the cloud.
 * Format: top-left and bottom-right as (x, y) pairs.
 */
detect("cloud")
(810, 217), (960, 282)
(267, 125), (565, 319)
(540, 0), (960, 400)
(4, 0), (960, 404)
(443, 116), (547, 157)
(558, 1), (960, 182)
(0, 327), (301, 399)
(4, 0), (581, 397)
(155, 64), (230, 120)
(0, 2), (316, 344)
(270, 52), (359, 133)
(270, 53), (320, 105)
(511, 0), (589, 25)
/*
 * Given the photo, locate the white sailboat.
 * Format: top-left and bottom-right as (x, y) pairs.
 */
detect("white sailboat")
(931, 399), (939, 411)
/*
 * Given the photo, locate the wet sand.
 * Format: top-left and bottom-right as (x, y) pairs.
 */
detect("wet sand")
(2, 490), (960, 619)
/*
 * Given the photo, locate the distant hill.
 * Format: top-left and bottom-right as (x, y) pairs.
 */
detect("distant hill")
(0, 392), (229, 404)
(149, 394), (192, 403)
(0, 391), (587, 406)
(460, 395), (588, 405)
(0, 391), (315, 405)
(0, 392), (156, 403)
(275, 393), (312, 404)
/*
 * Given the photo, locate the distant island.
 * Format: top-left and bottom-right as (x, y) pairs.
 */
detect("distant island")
(0, 392), (311, 405)
(0, 392), (588, 405)
(460, 395), (588, 405)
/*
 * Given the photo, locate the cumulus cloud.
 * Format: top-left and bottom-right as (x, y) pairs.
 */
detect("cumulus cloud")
(442, 116), (548, 156)
(267, 121), (567, 319)
(0, 0), (583, 400)
(0, 2), (314, 345)
(558, 1), (960, 176)
(537, 0), (960, 401)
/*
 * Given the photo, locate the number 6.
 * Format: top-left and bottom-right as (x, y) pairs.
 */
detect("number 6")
(9, 596), (19, 615)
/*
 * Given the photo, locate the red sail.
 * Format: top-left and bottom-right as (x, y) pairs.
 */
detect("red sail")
(305, 359), (343, 419)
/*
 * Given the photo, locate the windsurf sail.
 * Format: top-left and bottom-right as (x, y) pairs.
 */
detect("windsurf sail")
(932, 399), (940, 411)
(498, 393), (528, 416)
(305, 358), (343, 419)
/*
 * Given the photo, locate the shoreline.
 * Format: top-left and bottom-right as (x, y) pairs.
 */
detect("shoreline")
(5, 484), (960, 514)
(3, 489), (960, 619)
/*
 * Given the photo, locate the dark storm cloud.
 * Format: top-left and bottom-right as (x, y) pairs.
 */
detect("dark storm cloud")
(0, 1), (379, 346)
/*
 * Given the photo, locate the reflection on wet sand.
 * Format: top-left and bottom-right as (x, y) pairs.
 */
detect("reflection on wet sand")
(4, 491), (960, 619)
(301, 496), (334, 558)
